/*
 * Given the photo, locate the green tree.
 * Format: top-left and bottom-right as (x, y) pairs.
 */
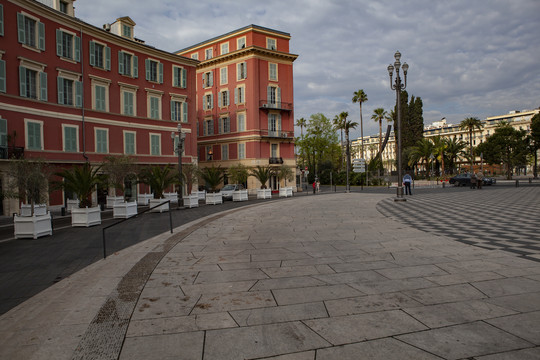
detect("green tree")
(431, 135), (448, 177)
(277, 165), (294, 186)
(198, 165), (224, 192)
(445, 137), (467, 173)
(182, 163), (198, 195)
(6, 158), (51, 215)
(101, 155), (137, 199)
(138, 165), (178, 199)
(352, 89), (368, 159)
(296, 117), (308, 168)
(228, 163), (249, 186)
(250, 166), (273, 189)
(54, 163), (103, 207)
(408, 138), (434, 176)
(459, 117), (483, 171)
(529, 113), (540, 178)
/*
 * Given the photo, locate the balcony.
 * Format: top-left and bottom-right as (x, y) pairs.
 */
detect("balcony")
(259, 100), (293, 112)
(0, 146), (25, 159)
(262, 130), (294, 142)
(269, 157), (283, 164)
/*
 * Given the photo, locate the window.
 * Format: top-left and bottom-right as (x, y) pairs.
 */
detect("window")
(218, 90), (230, 107)
(56, 29), (80, 62)
(145, 59), (163, 83)
(220, 42), (229, 55)
(191, 53), (198, 60)
(173, 66), (187, 88)
(219, 116), (230, 134)
(118, 51), (138, 78)
(221, 144), (228, 160)
(202, 71), (213, 88)
(148, 95), (161, 119)
(149, 134), (160, 155)
(59, 1), (68, 14)
(95, 128), (108, 153)
(19, 66), (47, 101)
(89, 41), (111, 70)
(267, 38), (277, 50)
(269, 113), (281, 136)
(17, 13), (45, 50)
(94, 85), (106, 111)
(122, 24), (132, 38)
(234, 86), (245, 104)
(206, 146), (213, 161)
(26, 120), (42, 150)
(269, 63), (278, 81)
(267, 86), (281, 107)
(124, 131), (136, 154)
(0, 118), (7, 150)
(237, 113), (246, 132)
(203, 93), (213, 110)
(170, 99), (187, 122)
(57, 77), (82, 107)
(0, 60), (5, 93)
(237, 37), (246, 50)
(205, 48), (213, 60)
(237, 62), (247, 80)
(238, 143), (245, 159)
(271, 143), (278, 158)
(63, 125), (78, 152)
(203, 119), (214, 136)
(122, 90), (135, 116)
(0, 4), (4, 37)
(220, 67), (228, 85)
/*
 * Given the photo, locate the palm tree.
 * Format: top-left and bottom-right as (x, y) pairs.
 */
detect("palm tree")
(459, 117), (483, 172)
(277, 165), (294, 186)
(138, 165), (178, 199)
(342, 112), (359, 191)
(431, 136), (448, 177)
(250, 166), (273, 189)
(408, 138), (434, 176)
(182, 163), (198, 195)
(198, 165), (224, 192)
(371, 108), (388, 175)
(445, 137), (467, 173)
(296, 117), (307, 169)
(55, 163), (103, 208)
(333, 114), (346, 170)
(352, 89), (368, 159)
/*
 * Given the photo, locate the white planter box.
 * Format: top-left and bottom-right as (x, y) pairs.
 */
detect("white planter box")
(71, 207), (101, 227)
(205, 192), (223, 205)
(257, 189), (272, 199)
(14, 212), (52, 239)
(20, 204), (47, 217)
(163, 192), (178, 204)
(196, 190), (206, 202)
(233, 189), (249, 202)
(287, 187), (293, 197)
(106, 196), (124, 209)
(113, 201), (138, 219)
(149, 198), (170, 213)
(137, 193), (153, 206)
(279, 187), (293, 198)
(184, 194), (199, 208)
(66, 199), (79, 213)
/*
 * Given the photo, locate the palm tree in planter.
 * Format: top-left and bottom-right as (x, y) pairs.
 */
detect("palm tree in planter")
(251, 165), (273, 199)
(7, 159), (53, 239)
(54, 163), (103, 227)
(138, 165), (178, 212)
(198, 165), (224, 193)
(102, 155), (138, 218)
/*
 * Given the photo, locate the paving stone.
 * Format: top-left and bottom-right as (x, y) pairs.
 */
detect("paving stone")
(485, 291), (540, 312)
(251, 276), (327, 291)
(316, 337), (442, 360)
(434, 259), (507, 273)
(145, 272), (199, 288)
(349, 277), (437, 294)
(191, 290), (276, 314)
(474, 347), (540, 360)
(119, 331), (204, 360)
(325, 293), (422, 317)
(194, 269), (269, 284)
(218, 260), (281, 270)
(304, 309), (427, 345)
(425, 271), (504, 286)
(256, 351), (315, 360)
(328, 260), (398, 273)
(403, 299), (517, 328)
(471, 277), (540, 297)
(230, 302), (328, 326)
(375, 264), (449, 279)
(131, 295), (199, 320)
(261, 266), (324, 278)
(180, 280), (256, 296)
(486, 310), (540, 345)
(396, 321), (534, 360)
(313, 270), (388, 285)
(272, 284), (363, 305)
(203, 322), (330, 360)
(403, 283), (486, 305)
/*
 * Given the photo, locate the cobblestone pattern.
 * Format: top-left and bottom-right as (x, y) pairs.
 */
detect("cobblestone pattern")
(377, 187), (540, 262)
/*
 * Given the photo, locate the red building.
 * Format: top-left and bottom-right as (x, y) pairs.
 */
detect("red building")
(177, 25), (298, 190)
(0, 0), (197, 214)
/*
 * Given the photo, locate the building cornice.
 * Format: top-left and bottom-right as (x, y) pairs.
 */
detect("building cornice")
(192, 46), (298, 69)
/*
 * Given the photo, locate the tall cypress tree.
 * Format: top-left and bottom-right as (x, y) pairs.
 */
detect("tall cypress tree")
(394, 91), (424, 171)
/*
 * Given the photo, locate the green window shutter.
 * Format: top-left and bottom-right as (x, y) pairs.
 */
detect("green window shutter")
(170, 100), (176, 121)
(27, 122), (41, 150)
(210, 94), (213, 109)
(57, 77), (64, 104)
(56, 30), (63, 56)
(267, 86), (271, 104)
(105, 46), (111, 71)
(202, 73), (206, 89)
(218, 92), (222, 108)
(234, 88), (238, 104)
(151, 135), (160, 155)
(159, 62), (163, 84)
(19, 66), (26, 97)
(133, 56), (138, 78)
(75, 81), (82, 107)
(64, 126), (77, 151)
(89, 41), (95, 66)
(125, 133), (135, 154)
(173, 67), (179, 87)
(17, 13), (25, 43)
(0, 5), (4, 36)
(277, 87), (281, 107)
(39, 71), (47, 101)
(182, 102), (188, 123)
(278, 114), (282, 132)
(118, 51), (124, 74)
(38, 22), (45, 50)
(209, 71), (213, 86)
(74, 35), (81, 62)
(145, 59), (150, 81)
(0, 60), (5, 93)
(0, 118), (7, 147)
(181, 68), (187, 88)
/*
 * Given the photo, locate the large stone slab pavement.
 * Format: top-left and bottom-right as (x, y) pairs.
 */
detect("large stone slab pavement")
(1, 191), (540, 359)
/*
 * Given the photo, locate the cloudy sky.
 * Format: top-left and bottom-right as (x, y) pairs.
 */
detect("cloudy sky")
(74, 0), (540, 139)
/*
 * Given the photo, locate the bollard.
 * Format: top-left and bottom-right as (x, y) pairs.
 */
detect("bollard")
(529, 178), (532, 184)
(515, 180), (519, 187)
(442, 182), (445, 188)
(61, 207), (66, 216)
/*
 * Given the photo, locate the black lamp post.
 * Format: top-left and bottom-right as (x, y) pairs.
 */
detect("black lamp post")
(387, 51), (409, 202)
(171, 123), (185, 208)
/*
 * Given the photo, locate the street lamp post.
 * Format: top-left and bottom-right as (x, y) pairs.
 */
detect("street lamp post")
(387, 51), (409, 202)
(171, 123), (186, 208)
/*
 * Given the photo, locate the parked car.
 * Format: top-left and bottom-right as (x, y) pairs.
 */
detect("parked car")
(220, 184), (245, 200)
(449, 173), (496, 186)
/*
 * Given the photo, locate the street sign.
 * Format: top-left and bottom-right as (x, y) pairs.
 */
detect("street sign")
(352, 158), (365, 173)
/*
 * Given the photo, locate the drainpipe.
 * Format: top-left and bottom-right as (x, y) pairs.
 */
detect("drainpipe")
(80, 26), (88, 162)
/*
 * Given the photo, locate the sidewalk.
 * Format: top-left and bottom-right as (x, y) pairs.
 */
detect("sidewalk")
(1, 192), (539, 359)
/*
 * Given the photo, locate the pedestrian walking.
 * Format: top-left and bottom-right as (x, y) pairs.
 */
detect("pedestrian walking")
(470, 172), (477, 189)
(316, 180), (320, 193)
(476, 171), (483, 190)
(313, 181), (316, 194)
(403, 173), (412, 195)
